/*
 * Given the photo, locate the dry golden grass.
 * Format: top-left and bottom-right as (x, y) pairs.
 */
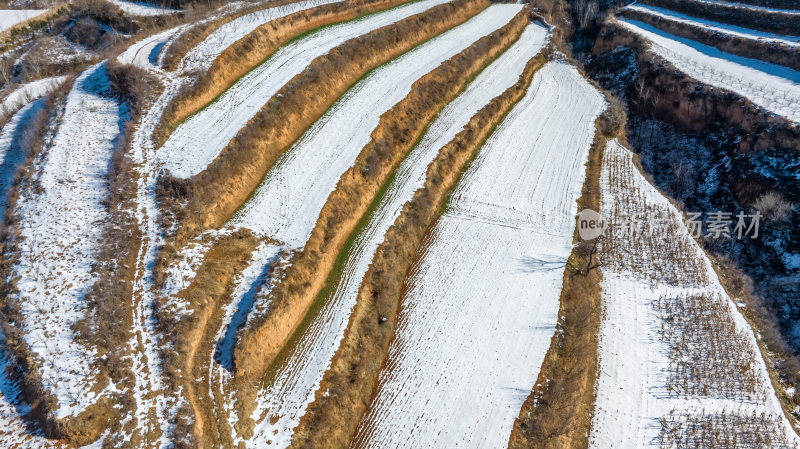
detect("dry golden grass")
(233, 0), (514, 385)
(229, 6), (524, 421)
(159, 0), (303, 70)
(285, 46), (550, 449)
(153, 229), (261, 448)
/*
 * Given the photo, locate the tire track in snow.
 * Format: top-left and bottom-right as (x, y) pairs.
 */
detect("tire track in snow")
(240, 20), (547, 449)
(351, 61), (605, 449)
(158, 0), (452, 179)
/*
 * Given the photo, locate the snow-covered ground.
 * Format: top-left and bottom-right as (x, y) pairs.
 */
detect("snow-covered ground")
(10, 62), (127, 419)
(351, 60), (605, 449)
(158, 0), (452, 178)
(117, 26), (185, 69)
(1, 76), (65, 117)
(244, 22), (548, 449)
(0, 9), (44, 32)
(107, 0), (178, 16)
(0, 332), (58, 449)
(589, 140), (800, 449)
(618, 18), (800, 123)
(232, 3), (523, 244)
(116, 1), (340, 443)
(625, 3), (800, 45)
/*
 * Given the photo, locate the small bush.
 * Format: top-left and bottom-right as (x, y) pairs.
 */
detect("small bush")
(753, 191), (794, 223)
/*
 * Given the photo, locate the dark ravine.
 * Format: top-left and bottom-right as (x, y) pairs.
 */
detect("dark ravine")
(588, 17), (800, 425)
(592, 23), (800, 152)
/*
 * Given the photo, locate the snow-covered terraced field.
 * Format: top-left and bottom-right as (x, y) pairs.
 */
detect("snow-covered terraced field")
(618, 18), (800, 123)
(589, 140), (800, 449)
(107, 0), (178, 16)
(230, 3), (523, 244)
(116, 1), (349, 439)
(0, 9), (45, 32)
(1, 76), (65, 116)
(10, 62), (127, 418)
(243, 22), (548, 449)
(158, 0), (451, 178)
(0, 98), (44, 219)
(351, 60), (605, 449)
(626, 3), (800, 45)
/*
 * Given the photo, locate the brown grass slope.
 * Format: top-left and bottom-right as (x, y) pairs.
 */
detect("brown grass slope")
(159, 0), (488, 245)
(293, 47), (551, 449)
(506, 101), (625, 449)
(153, 230), (261, 449)
(159, 0), (300, 70)
(619, 8), (800, 72)
(157, 0), (410, 143)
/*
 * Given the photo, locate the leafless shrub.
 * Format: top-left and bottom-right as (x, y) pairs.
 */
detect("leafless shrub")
(597, 93), (626, 137)
(575, 0), (599, 28)
(657, 293), (767, 401)
(659, 408), (794, 448)
(753, 191), (794, 223)
(600, 149), (708, 286)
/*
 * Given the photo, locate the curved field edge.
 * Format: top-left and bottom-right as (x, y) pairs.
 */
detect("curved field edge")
(227, 6), (526, 436)
(0, 89), (70, 443)
(159, 0), (304, 69)
(156, 230), (262, 447)
(291, 47), (551, 449)
(156, 0), (413, 143)
(640, 0), (800, 36)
